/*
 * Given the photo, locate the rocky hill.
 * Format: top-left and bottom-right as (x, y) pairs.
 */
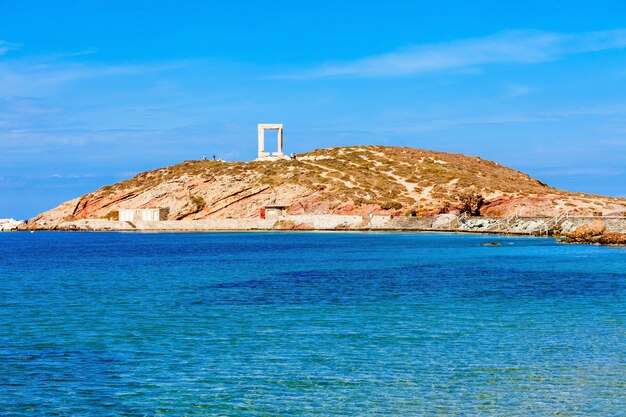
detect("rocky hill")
(30, 146), (626, 228)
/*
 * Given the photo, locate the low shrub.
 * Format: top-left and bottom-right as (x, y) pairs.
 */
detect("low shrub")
(457, 192), (484, 216)
(190, 196), (206, 211)
(380, 201), (403, 210)
(439, 201), (451, 214)
(102, 211), (119, 221)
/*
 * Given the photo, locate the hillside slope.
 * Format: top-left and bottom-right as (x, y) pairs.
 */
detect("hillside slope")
(30, 146), (626, 227)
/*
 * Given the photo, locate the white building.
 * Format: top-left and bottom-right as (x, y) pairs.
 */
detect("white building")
(119, 208), (168, 222)
(261, 205), (287, 219)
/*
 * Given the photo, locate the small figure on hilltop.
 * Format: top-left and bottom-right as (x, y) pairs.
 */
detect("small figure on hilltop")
(202, 155), (207, 161)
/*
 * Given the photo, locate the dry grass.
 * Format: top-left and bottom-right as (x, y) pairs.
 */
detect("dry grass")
(87, 145), (564, 211)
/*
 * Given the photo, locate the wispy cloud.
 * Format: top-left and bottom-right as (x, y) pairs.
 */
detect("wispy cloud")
(46, 173), (96, 179)
(47, 48), (98, 59)
(0, 55), (190, 98)
(291, 104), (626, 137)
(536, 167), (624, 177)
(0, 40), (18, 56)
(283, 29), (626, 78)
(504, 84), (532, 99)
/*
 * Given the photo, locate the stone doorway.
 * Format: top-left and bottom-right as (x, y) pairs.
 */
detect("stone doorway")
(257, 123), (284, 160)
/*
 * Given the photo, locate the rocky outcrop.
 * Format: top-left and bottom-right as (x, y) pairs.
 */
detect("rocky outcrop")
(28, 146), (626, 230)
(0, 218), (24, 231)
(597, 232), (626, 245)
(560, 220), (626, 245)
(569, 220), (607, 239)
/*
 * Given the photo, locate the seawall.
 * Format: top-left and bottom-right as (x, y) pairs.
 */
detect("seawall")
(44, 214), (626, 235)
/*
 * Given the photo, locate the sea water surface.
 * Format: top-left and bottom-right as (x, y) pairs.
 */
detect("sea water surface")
(1, 232), (625, 416)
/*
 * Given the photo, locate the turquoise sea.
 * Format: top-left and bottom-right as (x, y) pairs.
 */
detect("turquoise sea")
(1, 232), (625, 416)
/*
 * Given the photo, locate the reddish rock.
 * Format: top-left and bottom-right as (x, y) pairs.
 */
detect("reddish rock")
(598, 232), (626, 245)
(569, 220), (607, 239)
(559, 220), (626, 246)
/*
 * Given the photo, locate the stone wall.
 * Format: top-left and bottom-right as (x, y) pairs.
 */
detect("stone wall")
(59, 215), (363, 231)
(54, 214), (626, 234)
(557, 216), (626, 232)
(61, 219), (275, 231)
(370, 216), (434, 230)
(284, 215), (363, 229)
(365, 215), (626, 235)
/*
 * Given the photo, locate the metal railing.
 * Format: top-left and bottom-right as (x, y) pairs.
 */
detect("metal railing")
(526, 211), (571, 236)
(498, 212), (519, 232)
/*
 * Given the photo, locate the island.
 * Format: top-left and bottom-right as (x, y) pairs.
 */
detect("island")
(22, 144), (626, 245)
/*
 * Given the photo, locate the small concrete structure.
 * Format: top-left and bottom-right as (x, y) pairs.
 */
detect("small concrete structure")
(261, 205), (287, 219)
(119, 208), (168, 222)
(257, 123), (287, 160)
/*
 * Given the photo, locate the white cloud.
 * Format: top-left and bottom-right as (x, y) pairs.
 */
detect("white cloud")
(284, 29), (626, 78)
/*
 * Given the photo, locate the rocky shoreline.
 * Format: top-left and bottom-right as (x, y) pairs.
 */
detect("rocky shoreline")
(559, 219), (626, 246)
(0, 218), (25, 232)
(563, 232), (626, 246)
(17, 214), (626, 246)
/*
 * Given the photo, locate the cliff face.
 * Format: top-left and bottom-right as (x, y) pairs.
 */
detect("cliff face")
(30, 146), (626, 228)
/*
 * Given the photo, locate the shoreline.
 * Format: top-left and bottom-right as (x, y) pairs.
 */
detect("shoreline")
(15, 214), (626, 245)
(10, 228), (626, 246)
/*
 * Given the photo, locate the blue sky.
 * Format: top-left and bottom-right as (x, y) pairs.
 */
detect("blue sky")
(2, 1), (626, 218)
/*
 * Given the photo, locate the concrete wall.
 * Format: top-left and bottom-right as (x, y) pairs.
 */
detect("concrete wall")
(55, 214), (626, 234)
(119, 208), (166, 222)
(370, 215), (392, 227)
(283, 215), (363, 229)
(65, 218), (275, 231)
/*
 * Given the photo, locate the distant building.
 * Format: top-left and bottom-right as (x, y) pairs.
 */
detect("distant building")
(119, 208), (169, 222)
(260, 205), (287, 219)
